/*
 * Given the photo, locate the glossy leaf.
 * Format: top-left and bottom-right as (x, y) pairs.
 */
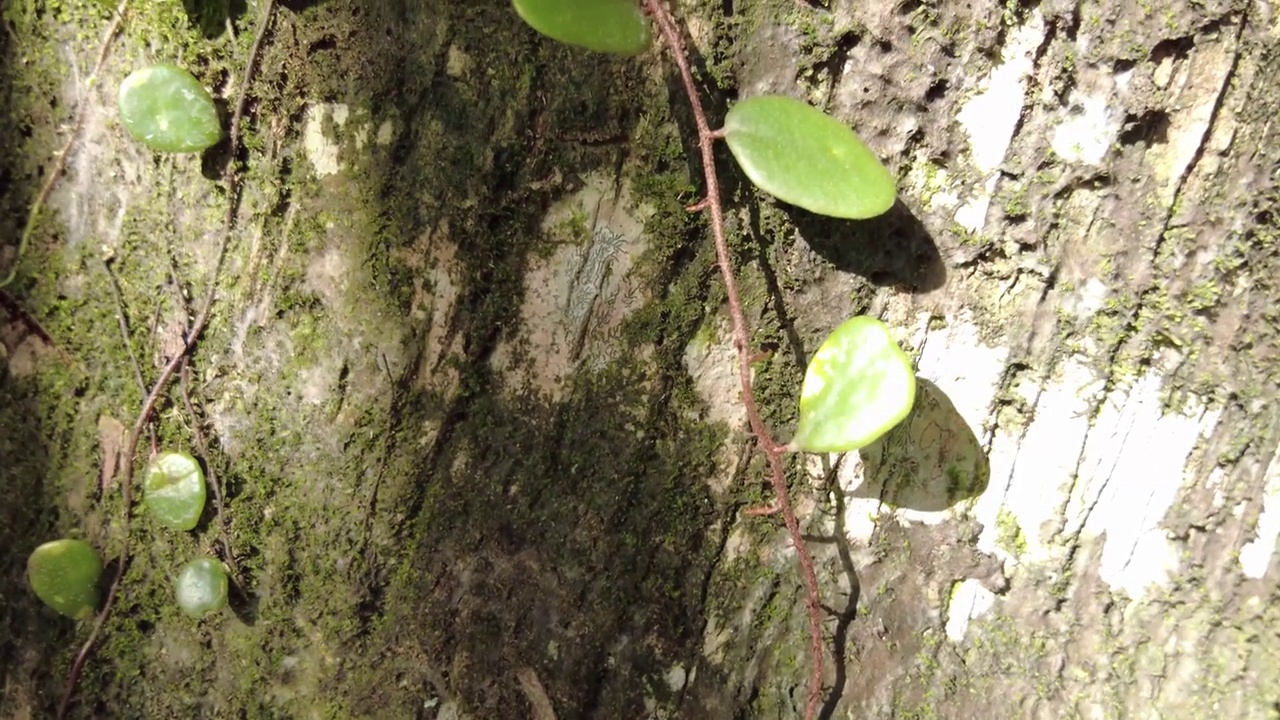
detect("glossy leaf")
(723, 95), (897, 220)
(792, 316), (916, 453)
(175, 557), (228, 618)
(27, 539), (102, 620)
(118, 64), (222, 153)
(144, 451), (206, 531)
(512, 0), (651, 56)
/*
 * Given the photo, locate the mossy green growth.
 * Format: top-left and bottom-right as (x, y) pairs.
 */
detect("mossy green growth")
(118, 64), (222, 153)
(143, 451), (207, 531)
(27, 539), (103, 620)
(174, 557), (228, 618)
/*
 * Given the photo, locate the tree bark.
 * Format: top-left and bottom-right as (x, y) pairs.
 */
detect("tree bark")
(0, 0), (1276, 719)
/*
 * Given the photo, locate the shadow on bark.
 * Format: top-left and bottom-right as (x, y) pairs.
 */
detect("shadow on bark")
(788, 200), (947, 293)
(0, 367), (63, 718)
(181, 0), (249, 39)
(853, 379), (990, 512)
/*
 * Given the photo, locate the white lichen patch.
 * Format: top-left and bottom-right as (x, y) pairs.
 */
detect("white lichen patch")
(304, 103), (346, 177)
(1145, 37), (1237, 206)
(1239, 443), (1280, 579)
(956, 10), (1046, 175)
(1050, 89), (1120, 166)
(978, 358), (1102, 565)
(945, 578), (996, 641)
(1069, 372), (1220, 599)
(490, 173), (651, 400)
(303, 102), (393, 177)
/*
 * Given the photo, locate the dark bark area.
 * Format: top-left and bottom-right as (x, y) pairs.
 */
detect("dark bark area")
(1, 0), (1278, 718)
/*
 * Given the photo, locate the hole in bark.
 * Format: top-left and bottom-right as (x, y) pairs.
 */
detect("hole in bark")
(925, 78), (949, 103)
(1151, 36), (1194, 63)
(1119, 110), (1171, 147)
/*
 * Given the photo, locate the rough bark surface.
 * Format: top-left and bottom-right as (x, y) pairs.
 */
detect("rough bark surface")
(0, 0), (1277, 719)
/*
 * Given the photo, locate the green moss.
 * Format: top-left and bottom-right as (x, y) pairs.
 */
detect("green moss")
(994, 508), (1027, 557)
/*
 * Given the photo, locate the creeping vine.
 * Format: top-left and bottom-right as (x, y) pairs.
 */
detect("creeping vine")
(513, 1), (918, 717)
(642, 2), (826, 714)
(50, 1), (278, 715)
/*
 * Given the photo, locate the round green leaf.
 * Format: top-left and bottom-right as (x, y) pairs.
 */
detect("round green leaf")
(143, 451), (206, 531)
(723, 95), (897, 220)
(27, 539), (102, 620)
(792, 316), (916, 453)
(512, 0), (651, 56)
(175, 557), (228, 618)
(118, 64), (222, 153)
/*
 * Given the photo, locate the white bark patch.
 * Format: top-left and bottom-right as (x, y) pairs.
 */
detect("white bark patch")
(945, 578), (996, 641)
(951, 11), (1045, 234)
(1239, 444), (1280, 579)
(1146, 37), (1236, 206)
(304, 103), (347, 177)
(956, 11), (1046, 175)
(1050, 90), (1121, 166)
(1070, 373), (1220, 599)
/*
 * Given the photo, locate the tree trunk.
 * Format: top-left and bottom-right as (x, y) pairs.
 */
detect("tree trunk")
(1, 0), (1276, 718)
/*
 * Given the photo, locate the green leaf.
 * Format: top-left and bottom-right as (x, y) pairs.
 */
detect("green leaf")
(723, 95), (897, 220)
(143, 451), (207, 531)
(512, 0), (651, 56)
(118, 64), (222, 153)
(792, 316), (916, 453)
(175, 557), (229, 619)
(27, 539), (103, 620)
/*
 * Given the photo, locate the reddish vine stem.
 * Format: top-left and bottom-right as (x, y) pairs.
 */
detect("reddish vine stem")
(643, 2), (824, 717)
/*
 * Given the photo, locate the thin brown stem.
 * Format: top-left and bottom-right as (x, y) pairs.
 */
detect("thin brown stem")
(179, 363), (240, 581)
(643, 2), (825, 717)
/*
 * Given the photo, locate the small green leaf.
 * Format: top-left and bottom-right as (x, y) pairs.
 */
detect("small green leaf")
(118, 64), (222, 153)
(512, 0), (651, 56)
(792, 316), (916, 453)
(27, 539), (103, 620)
(723, 95), (897, 220)
(143, 451), (206, 531)
(175, 557), (229, 619)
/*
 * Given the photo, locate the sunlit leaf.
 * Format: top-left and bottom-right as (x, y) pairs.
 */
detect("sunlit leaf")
(512, 0), (651, 56)
(792, 316), (916, 453)
(27, 539), (102, 620)
(175, 557), (229, 619)
(723, 95), (897, 220)
(143, 451), (207, 531)
(118, 64), (222, 153)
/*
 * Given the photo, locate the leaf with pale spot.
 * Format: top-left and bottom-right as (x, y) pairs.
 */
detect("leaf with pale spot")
(792, 316), (916, 453)
(143, 451), (207, 531)
(27, 539), (102, 620)
(175, 557), (229, 619)
(118, 64), (222, 153)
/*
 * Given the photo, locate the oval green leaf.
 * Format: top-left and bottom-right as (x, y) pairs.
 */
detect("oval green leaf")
(512, 0), (651, 56)
(792, 316), (916, 453)
(118, 64), (222, 153)
(175, 557), (229, 619)
(27, 539), (103, 620)
(723, 95), (897, 220)
(143, 451), (206, 531)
